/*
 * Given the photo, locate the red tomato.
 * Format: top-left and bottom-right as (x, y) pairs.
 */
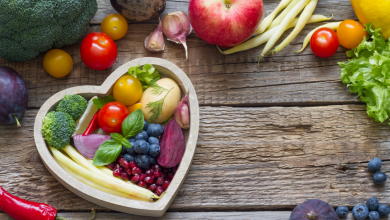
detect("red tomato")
(80, 32), (117, 70)
(97, 102), (129, 133)
(310, 28), (339, 58)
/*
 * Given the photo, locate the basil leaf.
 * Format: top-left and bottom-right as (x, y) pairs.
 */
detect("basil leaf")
(110, 133), (123, 143)
(92, 96), (116, 109)
(121, 138), (132, 148)
(92, 139), (122, 166)
(122, 109), (144, 138)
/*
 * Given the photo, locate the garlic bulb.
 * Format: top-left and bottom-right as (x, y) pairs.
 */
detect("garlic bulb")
(174, 93), (189, 129)
(162, 11), (192, 60)
(144, 18), (165, 52)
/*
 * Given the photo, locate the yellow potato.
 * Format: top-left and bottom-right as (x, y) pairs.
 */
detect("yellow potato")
(141, 78), (181, 123)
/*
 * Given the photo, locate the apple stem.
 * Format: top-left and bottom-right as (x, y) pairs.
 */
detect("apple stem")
(13, 115), (21, 128)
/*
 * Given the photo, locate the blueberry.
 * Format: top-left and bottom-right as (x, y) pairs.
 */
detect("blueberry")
(142, 130), (149, 140)
(124, 154), (135, 162)
(147, 123), (164, 137)
(143, 120), (149, 131)
(148, 136), (159, 145)
(373, 172), (387, 184)
(369, 211), (380, 220)
(367, 198), (379, 211)
(120, 146), (127, 155)
(135, 154), (150, 169)
(336, 206), (349, 219)
(136, 132), (148, 141)
(128, 138), (136, 143)
(148, 144), (160, 157)
(133, 140), (149, 154)
(126, 147), (136, 155)
(149, 156), (157, 165)
(352, 204), (369, 220)
(368, 158), (382, 172)
(378, 204), (390, 217)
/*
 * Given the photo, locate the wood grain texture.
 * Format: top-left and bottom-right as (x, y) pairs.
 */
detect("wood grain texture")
(0, 0), (360, 108)
(2, 105), (390, 212)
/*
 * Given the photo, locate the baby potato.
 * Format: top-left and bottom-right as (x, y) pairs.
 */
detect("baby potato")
(141, 78), (181, 123)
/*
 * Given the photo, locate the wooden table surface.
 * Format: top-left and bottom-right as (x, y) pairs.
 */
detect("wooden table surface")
(1, 0), (389, 219)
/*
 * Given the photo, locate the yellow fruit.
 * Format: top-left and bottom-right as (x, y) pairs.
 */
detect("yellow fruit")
(113, 75), (143, 106)
(350, 0), (390, 39)
(127, 103), (142, 113)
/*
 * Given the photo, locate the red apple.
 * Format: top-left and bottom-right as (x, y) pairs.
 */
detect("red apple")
(188, 0), (264, 48)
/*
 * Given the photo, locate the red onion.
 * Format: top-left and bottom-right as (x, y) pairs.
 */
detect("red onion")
(73, 134), (112, 159)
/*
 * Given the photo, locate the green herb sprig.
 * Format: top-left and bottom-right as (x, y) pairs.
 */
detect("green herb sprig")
(146, 84), (173, 122)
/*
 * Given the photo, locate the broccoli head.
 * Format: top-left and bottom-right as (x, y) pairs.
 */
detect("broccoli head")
(56, 94), (88, 121)
(0, 0), (98, 62)
(42, 111), (76, 149)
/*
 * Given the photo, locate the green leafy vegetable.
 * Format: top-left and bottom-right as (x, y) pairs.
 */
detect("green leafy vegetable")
(92, 96), (116, 109)
(339, 23), (390, 124)
(146, 84), (173, 122)
(128, 64), (160, 90)
(122, 109), (144, 138)
(121, 138), (132, 149)
(92, 139), (122, 166)
(110, 133), (123, 142)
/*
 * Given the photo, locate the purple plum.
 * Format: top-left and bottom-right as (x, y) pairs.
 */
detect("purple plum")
(290, 199), (338, 220)
(0, 66), (28, 126)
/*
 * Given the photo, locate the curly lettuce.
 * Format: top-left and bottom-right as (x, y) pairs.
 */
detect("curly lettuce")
(339, 23), (390, 124)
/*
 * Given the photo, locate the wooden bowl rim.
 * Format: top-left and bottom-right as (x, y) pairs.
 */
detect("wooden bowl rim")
(33, 57), (199, 217)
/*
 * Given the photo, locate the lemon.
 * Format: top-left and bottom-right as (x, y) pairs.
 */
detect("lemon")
(350, 0), (390, 39)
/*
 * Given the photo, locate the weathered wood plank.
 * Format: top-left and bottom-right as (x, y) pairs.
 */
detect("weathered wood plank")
(1, 105), (390, 211)
(0, 0), (360, 107)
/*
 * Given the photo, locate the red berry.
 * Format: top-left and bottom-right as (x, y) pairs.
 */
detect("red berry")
(146, 169), (154, 176)
(122, 160), (130, 169)
(131, 174), (140, 183)
(145, 176), (155, 184)
(140, 173), (147, 181)
(118, 158), (125, 166)
(126, 168), (132, 176)
(162, 180), (170, 190)
(148, 184), (157, 192)
(156, 177), (164, 186)
(113, 168), (121, 177)
(129, 161), (137, 169)
(138, 181), (148, 188)
(167, 173), (174, 181)
(153, 164), (161, 171)
(107, 163), (116, 170)
(132, 167), (142, 175)
(120, 172), (129, 180)
(156, 186), (164, 196)
(154, 170), (162, 178)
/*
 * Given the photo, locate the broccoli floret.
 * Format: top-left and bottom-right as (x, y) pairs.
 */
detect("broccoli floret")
(0, 0), (97, 62)
(56, 95), (87, 121)
(42, 111), (76, 149)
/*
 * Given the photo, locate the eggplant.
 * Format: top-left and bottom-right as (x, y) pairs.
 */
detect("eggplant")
(110, 0), (166, 22)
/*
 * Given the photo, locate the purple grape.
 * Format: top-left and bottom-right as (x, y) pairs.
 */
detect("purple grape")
(0, 66), (28, 126)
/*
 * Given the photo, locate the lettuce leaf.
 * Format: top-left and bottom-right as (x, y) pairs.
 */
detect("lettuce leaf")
(339, 23), (390, 124)
(128, 64), (161, 91)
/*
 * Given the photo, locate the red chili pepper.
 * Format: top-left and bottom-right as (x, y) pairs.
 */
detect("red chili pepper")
(83, 111), (99, 136)
(0, 186), (67, 220)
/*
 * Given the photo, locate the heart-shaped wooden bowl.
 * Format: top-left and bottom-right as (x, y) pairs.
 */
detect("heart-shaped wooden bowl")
(34, 57), (199, 217)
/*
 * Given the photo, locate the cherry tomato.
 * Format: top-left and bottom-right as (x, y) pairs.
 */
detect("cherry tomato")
(97, 102), (129, 133)
(101, 14), (128, 40)
(310, 28), (339, 58)
(337, 19), (367, 49)
(80, 32), (117, 70)
(113, 75), (143, 106)
(43, 49), (73, 78)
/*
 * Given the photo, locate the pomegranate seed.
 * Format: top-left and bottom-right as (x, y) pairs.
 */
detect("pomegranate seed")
(132, 167), (142, 175)
(129, 161), (137, 169)
(120, 172), (129, 180)
(156, 177), (164, 186)
(138, 181), (148, 188)
(162, 180), (170, 190)
(167, 173), (174, 181)
(122, 160), (130, 169)
(148, 184), (157, 192)
(153, 164), (161, 171)
(113, 168), (121, 177)
(163, 168), (170, 173)
(131, 174), (140, 183)
(145, 176), (154, 184)
(126, 168), (132, 176)
(107, 163), (116, 170)
(156, 186), (164, 196)
(140, 173), (147, 181)
(145, 169), (154, 176)
(118, 158), (125, 166)
(154, 170), (162, 178)
(172, 166), (178, 173)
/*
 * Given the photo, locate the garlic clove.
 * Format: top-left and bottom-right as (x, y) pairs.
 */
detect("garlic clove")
(144, 18), (165, 52)
(174, 92), (190, 129)
(162, 11), (192, 60)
